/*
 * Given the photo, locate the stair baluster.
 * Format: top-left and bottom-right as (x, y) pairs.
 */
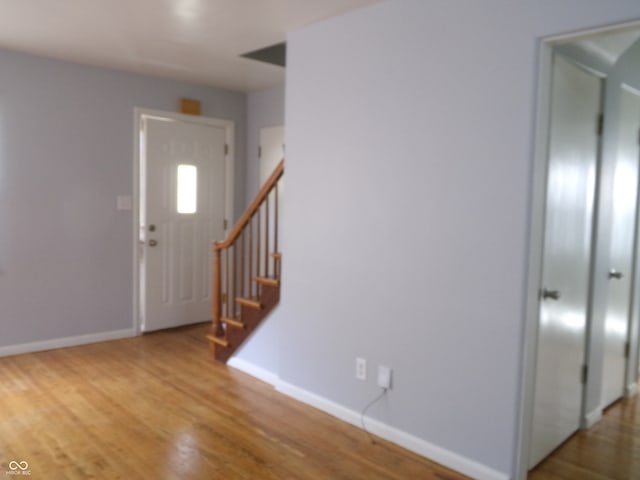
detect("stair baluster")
(208, 160), (284, 363)
(265, 195), (270, 278)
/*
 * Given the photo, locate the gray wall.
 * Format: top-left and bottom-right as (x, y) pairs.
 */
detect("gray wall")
(278, 1), (640, 478)
(0, 49), (246, 347)
(234, 85), (285, 372)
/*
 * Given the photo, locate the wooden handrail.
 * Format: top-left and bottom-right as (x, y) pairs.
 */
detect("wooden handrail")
(211, 159), (284, 341)
(215, 159), (284, 250)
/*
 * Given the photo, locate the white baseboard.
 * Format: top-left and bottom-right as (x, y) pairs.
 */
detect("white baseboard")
(276, 380), (509, 480)
(0, 328), (137, 358)
(227, 356), (279, 386)
(582, 407), (603, 429)
(625, 382), (638, 398)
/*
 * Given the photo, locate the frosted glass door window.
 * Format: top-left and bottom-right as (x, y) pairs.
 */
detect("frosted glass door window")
(177, 164), (197, 214)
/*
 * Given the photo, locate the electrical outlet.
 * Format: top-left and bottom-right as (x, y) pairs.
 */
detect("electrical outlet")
(378, 365), (392, 389)
(356, 357), (367, 381)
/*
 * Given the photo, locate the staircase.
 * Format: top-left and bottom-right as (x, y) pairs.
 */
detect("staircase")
(207, 160), (284, 363)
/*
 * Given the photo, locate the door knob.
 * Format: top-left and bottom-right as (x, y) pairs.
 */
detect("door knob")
(148, 239), (158, 247)
(541, 288), (560, 300)
(608, 269), (623, 280)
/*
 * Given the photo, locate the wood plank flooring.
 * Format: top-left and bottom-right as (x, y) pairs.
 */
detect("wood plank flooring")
(529, 385), (640, 480)
(0, 324), (467, 480)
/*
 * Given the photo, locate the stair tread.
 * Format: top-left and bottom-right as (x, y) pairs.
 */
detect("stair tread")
(206, 334), (229, 347)
(253, 276), (280, 287)
(235, 297), (263, 309)
(222, 317), (245, 329)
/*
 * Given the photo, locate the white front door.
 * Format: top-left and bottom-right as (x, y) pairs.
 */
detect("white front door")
(529, 54), (603, 468)
(602, 85), (640, 406)
(139, 113), (229, 332)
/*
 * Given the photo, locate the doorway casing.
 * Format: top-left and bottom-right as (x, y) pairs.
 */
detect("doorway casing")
(132, 108), (235, 335)
(516, 18), (640, 480)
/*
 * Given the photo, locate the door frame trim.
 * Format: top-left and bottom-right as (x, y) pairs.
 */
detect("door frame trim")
(515, 18), (640, 480)
(132, 107), (235, 334)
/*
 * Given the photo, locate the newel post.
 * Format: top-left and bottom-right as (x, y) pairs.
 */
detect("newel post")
(212, 244), (224, 337)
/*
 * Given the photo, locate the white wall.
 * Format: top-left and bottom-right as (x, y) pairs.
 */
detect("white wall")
(231, 85), (285, 375)
(277, 1), (640, 479)
(0, 49), (246, 350)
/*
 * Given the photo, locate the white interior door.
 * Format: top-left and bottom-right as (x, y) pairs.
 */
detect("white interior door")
(602, 86), (640, 406)
(140, 115), (227, 332)
(260, 126), (285, 185)
(529, 54), (603, 468)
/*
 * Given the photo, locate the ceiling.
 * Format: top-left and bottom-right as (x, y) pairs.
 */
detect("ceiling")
(0, 0), (381, 92)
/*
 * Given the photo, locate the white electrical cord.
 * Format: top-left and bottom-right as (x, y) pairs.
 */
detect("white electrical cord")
(360, 387), (388, 444)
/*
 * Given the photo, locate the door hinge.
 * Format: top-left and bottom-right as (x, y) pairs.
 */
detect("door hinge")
(637, 127), (640, 146)
(224, 144), (229, 155)
(597, 113), (604, 136)
(581, 364), (588, 384)
(258, 146), (262, 158)
(224, 219), (228, 230)
(624, 341), (631, 358)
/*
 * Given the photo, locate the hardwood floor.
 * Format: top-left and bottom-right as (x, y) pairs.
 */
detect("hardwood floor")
(529, 386), (640, 480)
(0, 324), (467, 480)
